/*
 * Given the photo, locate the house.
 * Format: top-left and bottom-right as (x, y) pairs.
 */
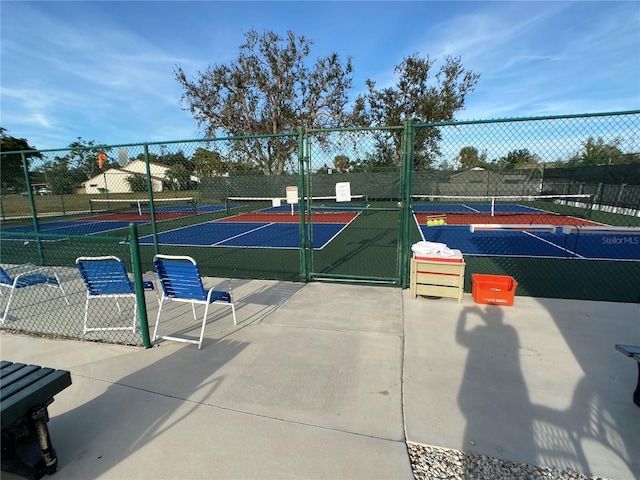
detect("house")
(82, 160), (197, 194)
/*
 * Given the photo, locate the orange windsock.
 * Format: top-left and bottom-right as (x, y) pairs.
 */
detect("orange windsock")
(98, 153), (106, 169)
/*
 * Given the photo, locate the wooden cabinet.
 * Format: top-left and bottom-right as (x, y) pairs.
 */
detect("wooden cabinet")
(410, 258), (465, 303)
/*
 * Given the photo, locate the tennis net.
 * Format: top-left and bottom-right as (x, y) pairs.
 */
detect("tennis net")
(411, 194), (593, 216)
(89, 197), (197, 217)
(226, 195), (368, 213)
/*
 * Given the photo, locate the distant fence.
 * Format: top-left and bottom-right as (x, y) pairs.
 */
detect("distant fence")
(0, 225), (153, 347)
(1, 111), (639, 345)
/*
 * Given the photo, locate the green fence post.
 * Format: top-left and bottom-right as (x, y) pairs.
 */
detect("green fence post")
(129, 223), (152, 348)
(398, 120), (415, 289)
(22, 152), (45, 265)
(304, 131), (314, 277)
(297, 127), (308, 282)
(143, 144), (160, 256)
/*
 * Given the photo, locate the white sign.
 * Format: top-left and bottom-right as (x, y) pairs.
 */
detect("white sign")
(272, 198), (281, 207)
(286, 186), (298, 204)
(335, 182), (351, 202)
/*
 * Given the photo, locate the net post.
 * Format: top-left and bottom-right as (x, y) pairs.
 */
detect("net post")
(587, 194), (594, 220)
(491, 197), (495, 217)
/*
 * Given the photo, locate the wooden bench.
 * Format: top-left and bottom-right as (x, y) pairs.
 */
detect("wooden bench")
(1, 361), (72, 480)
(615, 344), (640, 407)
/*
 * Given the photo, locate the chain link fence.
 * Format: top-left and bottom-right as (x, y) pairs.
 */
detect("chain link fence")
(1, 111), (639, 344)
(413, 112), (640, 302)
(0, 229), (155, 346)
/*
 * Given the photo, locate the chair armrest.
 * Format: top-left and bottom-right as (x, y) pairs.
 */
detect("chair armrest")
(616, 344), (640, 357)
(13, 266), (58, 282)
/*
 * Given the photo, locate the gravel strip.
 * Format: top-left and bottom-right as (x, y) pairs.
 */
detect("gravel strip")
(407, 443), (608, 480)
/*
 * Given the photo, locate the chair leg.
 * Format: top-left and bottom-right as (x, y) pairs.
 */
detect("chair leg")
(198, 303), (210, 350)
(152, 297), (165, 342)
(191, 303), (197, 321)
(83, 296), (91, 334)
(2, 289), (16, 323)
(231, 303), (237, 326)
(53, 272), (70, 305)
(132, 304), (137, 333)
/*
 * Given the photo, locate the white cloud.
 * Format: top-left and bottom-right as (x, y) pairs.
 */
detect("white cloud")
(1, 1), (638, 151)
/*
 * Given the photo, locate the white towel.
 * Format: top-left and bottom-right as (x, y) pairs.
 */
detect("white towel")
(411, 241), (456, 257)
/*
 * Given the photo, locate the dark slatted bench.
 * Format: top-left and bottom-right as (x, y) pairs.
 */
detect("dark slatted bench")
(615, 344), (640, 408)
(1, 361), (72, 480)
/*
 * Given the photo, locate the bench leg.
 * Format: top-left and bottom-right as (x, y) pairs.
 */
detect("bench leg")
(31, 406), (58, 475)
(1, 400), (58, 480)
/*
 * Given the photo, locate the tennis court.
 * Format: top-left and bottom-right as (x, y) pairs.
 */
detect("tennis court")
(0, 200), (228, 240)
(138, 201), (361, 249)
(2, 194), (638, 260)
(0, 197), (363, 251)
(412, 198), (640, 260)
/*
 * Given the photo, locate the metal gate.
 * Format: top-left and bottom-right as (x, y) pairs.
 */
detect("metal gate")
(301, 126), (413, 286)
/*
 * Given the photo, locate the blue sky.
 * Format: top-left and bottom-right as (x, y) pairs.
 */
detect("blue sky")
(1, 1), (639, 151)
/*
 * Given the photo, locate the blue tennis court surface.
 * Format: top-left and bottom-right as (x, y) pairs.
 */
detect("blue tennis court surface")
(420, 225), (640, 260)
(139, 221), (347, 249)
(0, 205), (229, 241)
(1, 219), (142, 240)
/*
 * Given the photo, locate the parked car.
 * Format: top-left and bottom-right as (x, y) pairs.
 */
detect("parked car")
(37, 188), (52, 195)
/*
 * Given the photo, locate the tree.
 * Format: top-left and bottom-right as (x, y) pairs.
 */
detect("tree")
(458, 146), (486, 168)
(333, 155), (350, 172)
(175, 29), (353, 175)
(495, 149), (538, 170)
(566, 137), (627, 167)
(39, 156), (75, 195)
(66, 137), (113, 181)
(351, 55), (480, 170)
(132, 152), (161, 164)
(193, 148), (226, 177)
(0, 128), (42, 192)
(126, 173), (148, 192)
(165, 163), (191, 191)
(157, 147), (193, 170)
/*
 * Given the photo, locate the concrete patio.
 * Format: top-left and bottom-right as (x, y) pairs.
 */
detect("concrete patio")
(1, 280), (639, 479)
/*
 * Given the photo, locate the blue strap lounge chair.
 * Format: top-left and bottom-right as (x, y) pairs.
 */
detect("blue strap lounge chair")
(76, 256), (155, 334)
(1, 264), (69, 323)
(152, 254), (236, 349)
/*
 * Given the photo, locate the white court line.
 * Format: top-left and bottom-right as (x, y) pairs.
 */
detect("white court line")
(461, 204), (481, 212)
(315, 211), (361, 250)
(2, 219), (135, 241)
(522, 230), (585, 259)
(211, 222), (274, 246)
